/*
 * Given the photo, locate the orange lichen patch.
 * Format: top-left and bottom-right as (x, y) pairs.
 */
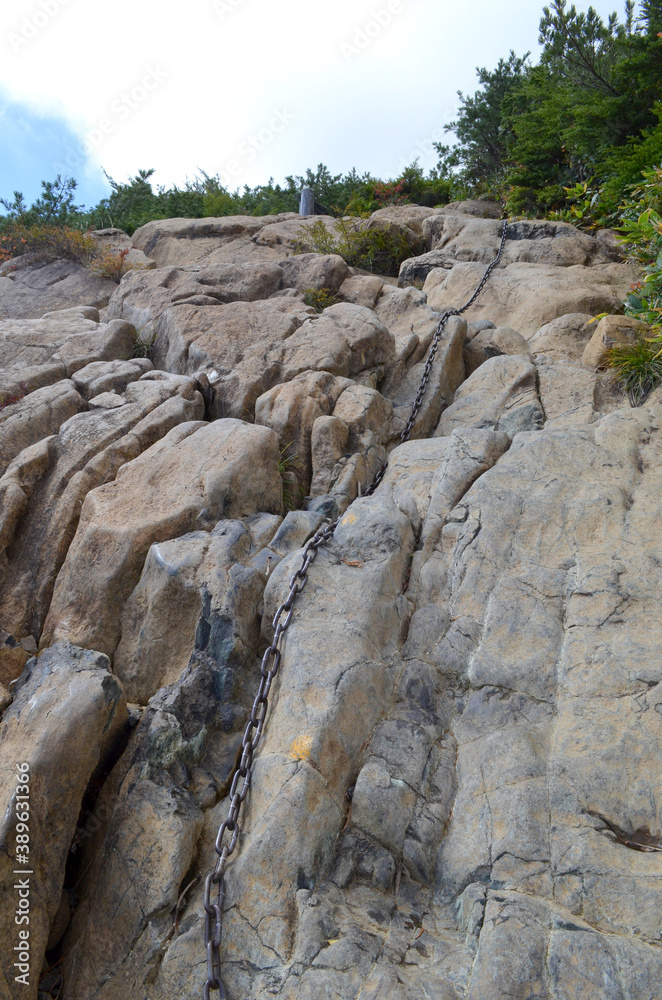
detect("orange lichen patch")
(289, 734), (313, 762)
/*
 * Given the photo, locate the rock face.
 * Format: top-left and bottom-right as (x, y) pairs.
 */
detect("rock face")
(0, 260), (118, 319)
(424, 260), (636, 336)
(0, 307), (135, 373)
(42, 418), (283, 656)
(0, 642), (126, 1000)
(0, 374), (206, 682)
(582, 314), (649, 369)
(0, 208), (658, 1000)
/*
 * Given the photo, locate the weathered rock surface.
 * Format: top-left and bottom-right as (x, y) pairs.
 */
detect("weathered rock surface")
(0, 381), (85, 477)
(582, 313), (650, 369)
(255, 371), (353, 494)
(435, 355), (544, 438)
(130, 214), (301, 267)
(114, 513), (283, 704)
(444, 198), (502, 218)
(386, 315), (465, 439)
(0, 376), (205, 681)
(424, 260), (637, 336)
(0, 308), (135, 373)
(463, 324), (530, 374)
(0, 208), (656, 1000)
(0, 259), (117, 319)
(61, 509), (338, 999)
(42, 419), (283, 656)
(528, 312), (596, 361)
(0, 642), (126, 1000)
(398, 214), (623, 287)
(218, 302), (396, 421)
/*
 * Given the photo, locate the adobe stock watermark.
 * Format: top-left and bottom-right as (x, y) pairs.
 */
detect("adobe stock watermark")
(395, 125), (448, 173)
(341, 1), (404, 61)
(52, 66), (169, 175)
(8, 0), (73, 53)
(215, 107), (295, 188)
(212, 0), (247, 17)
(13, 763), (32, 988)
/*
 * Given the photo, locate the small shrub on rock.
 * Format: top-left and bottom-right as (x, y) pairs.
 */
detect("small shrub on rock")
(605, 339), (662, 406)
(90, 246), (139, 283)
(0, 222), (144, 285)
(0, 223), (96, 266)
(294, 218), (420, 277)
(131, 325), (158, 362)
(302, 287), (341, 312)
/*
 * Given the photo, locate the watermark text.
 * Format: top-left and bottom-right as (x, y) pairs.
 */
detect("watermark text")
(13, 762), (32, 988)
(8, 0), (73, 53)
(341, 1), (403, 61)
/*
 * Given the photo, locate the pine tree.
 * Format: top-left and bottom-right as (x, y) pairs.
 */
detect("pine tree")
(639, 1), (662, 34)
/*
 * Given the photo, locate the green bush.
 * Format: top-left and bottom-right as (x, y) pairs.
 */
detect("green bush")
(0, 223), (96, 266)
(294, 218), (420, 276)
(0, 222), (146, 287)
(615, 167), (662, 334)
(302, 288), (341, 312)
(435, 1), (662, 218)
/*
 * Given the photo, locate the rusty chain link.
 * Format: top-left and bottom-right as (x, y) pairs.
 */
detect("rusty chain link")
(202, 218), (508, 998)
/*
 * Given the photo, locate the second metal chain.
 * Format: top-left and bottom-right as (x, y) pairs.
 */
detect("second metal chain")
(202, 217), (509, 999)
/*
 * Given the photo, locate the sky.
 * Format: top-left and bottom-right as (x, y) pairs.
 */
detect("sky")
(0, 0), (634, 209)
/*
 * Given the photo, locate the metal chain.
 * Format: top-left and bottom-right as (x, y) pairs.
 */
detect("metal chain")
(364, 217), (508, 496)
(202, 217), (508, 998)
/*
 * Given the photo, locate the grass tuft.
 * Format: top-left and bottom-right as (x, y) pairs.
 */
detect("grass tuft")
(604, 339), (662, 406)
(302, 287), (341, 312)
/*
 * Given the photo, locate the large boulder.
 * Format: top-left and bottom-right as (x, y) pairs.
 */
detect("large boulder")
(0, 381), (85, 478)
(399, 216), (625, 287)
(435, 355), (544, 438)
(130, 214), (300, 267)
(61, 695), (206, 1000)
(425, 216), (621, 267)
(423, 260), (637, 337)
(367, 204), (447, 234)
(582, 314), (650, 370)
(528, 312), (596, 362)
(464, 325), (531, 374)
(444, 198), (502, 218)
(41, 419), (283, 656)
(0, 374), (205, 680)
(374, 286), (441, 367)
(114, 513), (283, 704)
(154, 299), (312, 398)
(0, 643), (126, 999)
(107, 262), (286, 330)
(385, 315), (466, 439)
(0, 308), (136, 374)
(278, 253), (350, 292)
(254, 371), (353, 494)
(0, 259), (117, 319)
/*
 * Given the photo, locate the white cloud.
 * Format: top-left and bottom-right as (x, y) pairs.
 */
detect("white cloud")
(0, 0), (631, 190)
